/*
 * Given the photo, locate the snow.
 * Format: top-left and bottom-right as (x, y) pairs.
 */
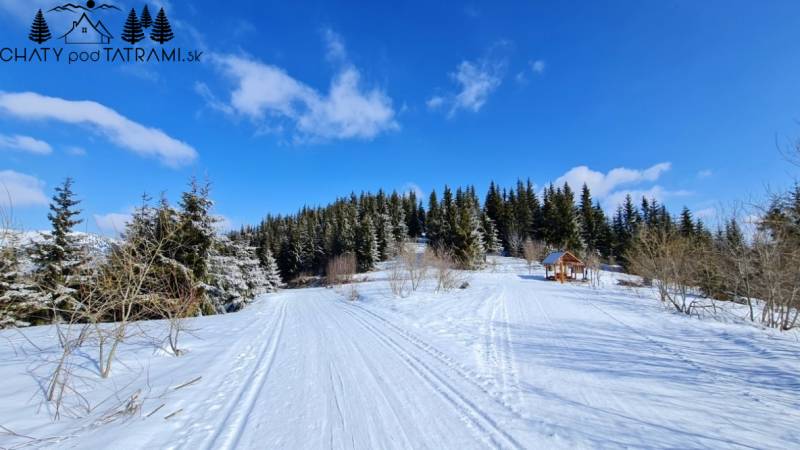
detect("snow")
(1, 256), (799, 449)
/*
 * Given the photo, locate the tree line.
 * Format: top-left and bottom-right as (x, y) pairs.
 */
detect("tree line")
(0, 178), (282, 329)
(234, 179), (715, 277)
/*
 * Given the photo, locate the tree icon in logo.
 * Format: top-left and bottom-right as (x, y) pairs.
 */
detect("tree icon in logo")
(150, 8), (174, 44)
(121, 8), (145, 44)
(140, 5), (153, 29)
(29, 9), (52, 44)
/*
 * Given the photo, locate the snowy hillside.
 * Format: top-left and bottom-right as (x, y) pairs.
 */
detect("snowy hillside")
(1, 256), (799, 449)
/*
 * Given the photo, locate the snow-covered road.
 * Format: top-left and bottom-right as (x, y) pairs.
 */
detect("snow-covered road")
(2, 258), (799, 449)
(161, 288), (534, 449)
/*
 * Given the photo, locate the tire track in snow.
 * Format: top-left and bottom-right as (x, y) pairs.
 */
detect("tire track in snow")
(200, 299), (288, 450)
(337, 302), (527, 450)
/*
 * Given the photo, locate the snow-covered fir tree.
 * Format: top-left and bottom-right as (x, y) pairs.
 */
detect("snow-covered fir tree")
(376, 202), (396, 260)
(356, 214), (379, 271)
(481, 213), (503, 255)
(0, 236), (49, 328)
(258, 245), (284, 290)
(176, 178), (216, 281)
(30, 178), (84, 321)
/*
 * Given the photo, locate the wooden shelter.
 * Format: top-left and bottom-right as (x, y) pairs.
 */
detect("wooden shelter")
(542, 251), (586, 283)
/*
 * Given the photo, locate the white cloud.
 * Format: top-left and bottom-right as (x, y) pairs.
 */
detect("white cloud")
(449, 60), (503, 115)
(0, 134), (52, 155)
(426, 96), (445, 110)
(323, 28), (347, 63)
(428, 56), (505, 116)
(603, 185), (691, 212)
(93, 212), (132, 235)
(697, 169), (713, 178)
(553, 162), (672, 199)
(0, 170), (47, 207)
(0, 92), (197, 167)
(530, 59), (546, 74)
(206, 35), (398, 142)
(550, 162), (688, 211)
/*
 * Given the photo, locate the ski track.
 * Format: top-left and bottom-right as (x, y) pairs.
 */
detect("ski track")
(337, 301), (526, 450)
(203, 300), (288, 450)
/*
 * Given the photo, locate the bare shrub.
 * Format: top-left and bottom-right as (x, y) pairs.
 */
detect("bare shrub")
(401, 242), (429, 292)
(145, 263), (200, 356)
(505, 229), (524, 257)
(388, 259), (410, 297)
(751, 228), (800, 330)
(326, 253), (356, 286)
(627, 227), (699, 315)
(584, 252), (602, 288)
(430, 249), (461, 293)
(522, 238), (546, 274)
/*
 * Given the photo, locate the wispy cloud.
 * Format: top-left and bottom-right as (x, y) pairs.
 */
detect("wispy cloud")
(697, 169), (713, 178)
(530, 59), (546, 74)
(204, 46), (398, 142)
(0, 170), (48, 207)
(0, 92), (197, 167)
(428, 50), (507, 117)
(0, 134), (52, 155)
(322, 28), (347, 63)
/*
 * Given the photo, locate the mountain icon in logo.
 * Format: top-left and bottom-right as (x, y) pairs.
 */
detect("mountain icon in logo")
(49, 2), (121, 13)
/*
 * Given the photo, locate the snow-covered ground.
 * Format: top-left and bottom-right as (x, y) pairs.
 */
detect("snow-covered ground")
(1, 256), (799, 449)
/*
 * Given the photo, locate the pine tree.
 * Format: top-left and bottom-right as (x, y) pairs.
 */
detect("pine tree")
(0, 237), (49, 328)
(28, 10), (51, 44)
(356, 214), (379, 271)
(454, 201), (485, 269)
(679, 207), (695, 237)
(481, 212), (503, 254)
(121, 8), (145, 45)
(150, 8), (174, 44)
(426, 191), (442, 249)
(261, 246), (284, 290)
(376, 202), (395, 260)
(140, 5), (153, 28)
(578, 183), (597, 251)
(31, 178), (84, 321)
(176, 178), (215, 281)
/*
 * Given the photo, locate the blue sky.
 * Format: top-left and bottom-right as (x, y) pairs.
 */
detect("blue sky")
(0, 0), (798, 234)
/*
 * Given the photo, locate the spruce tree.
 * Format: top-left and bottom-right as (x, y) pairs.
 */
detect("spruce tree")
(150, 8), (175, 44)
(356, 214), (379, 271)
(679, 207), (695, 237)
(176, 178), (215, 281)
(121, 8), (145, 45)
(579, 183), (597, 251)
(0, 237), (49, 327)
(31, 178), (83, 320)
(28, 10), (51, 44)
(481, 212), (503, 254)
(261, 246), (284, 290)
(454, 202), (485, 269)
(426, 191), (442, 249)
(140, 5), (153, 28)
